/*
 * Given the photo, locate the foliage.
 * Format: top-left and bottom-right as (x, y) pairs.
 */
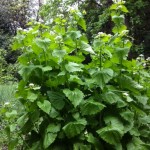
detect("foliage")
(0, 48), (18, 84)
(0, 0), (31, 66)
(73, 0), (150, 58)
(0, 30), (19, 64)
(0, 0), (30, 34)
(0, 84), (23, 149)
(125, 0), (150, 57)
(11, 1), (150, 149)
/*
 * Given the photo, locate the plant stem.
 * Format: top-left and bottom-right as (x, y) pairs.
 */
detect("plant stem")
(100, 47), (102, 70)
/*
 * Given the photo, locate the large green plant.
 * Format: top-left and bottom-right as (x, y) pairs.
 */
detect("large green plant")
(11, 1), (150, 149)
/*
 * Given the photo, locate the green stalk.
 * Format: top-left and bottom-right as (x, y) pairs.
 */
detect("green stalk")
(99, 47), (102, 70)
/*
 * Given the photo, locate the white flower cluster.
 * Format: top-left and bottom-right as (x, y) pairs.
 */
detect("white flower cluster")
(29, 83), (35, 88)
(112, 0), (125, 4)
(95, 32), (112, 39)
(4, 102), (10, 106)
(146, 57), (150, 61)
(122, 92), (128, 97)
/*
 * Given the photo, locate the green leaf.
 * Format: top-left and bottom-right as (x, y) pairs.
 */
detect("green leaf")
(29, 141), (41, 150)
(27, 91), (38, 102)
(78, 18), (86, 31)
(92, 68), (114, 89)
(69, 75), (84, 85)
(52, 49), (67, 63)
(120, 5), (128, 13)
(47, 91), (65, 110)
(129, 128), (140, 136)
(65, 55), (85, 63)
(8, 138), (18, 150)
(97, 126), (122, 146)
(68, 31), (82, 40)
(112, 25), (127, 33)
(139, 115), (150, 124)
(42, 66), (52, 72)
(19, 65), (43, 81)
(5, 110), (17, 118)
(120, 109), (134, 122)
(43, 124), (61, 149)
(19, 119), (33, 134)
(110, 4), (117, 10)
(102, 91), (122, 104)
(80, 41), (95, 54)
(37, 100), (51, 114)
(49, 107), (59, 118)
(52, 49), (67, 58)
(115, 47), (130, 60)
(131, 104), (146, 116)
(86, 133), (104, 149)
(116, 99), (127, 108)
(134, 95), (148, 105)
(73, 143), (91, 150)
(93, 39), (103, 51)
(118, 75), (143, 93)
(81, 101), (105, 115)
(65, 62), (83, 72)
(112, 15), (124, 24)
(35, 38), (50, 50)
(54, 25), (65, 35)
(19, 65), (34, 81)
(64, 36), (76, 47)
(17, 113), (28, 127)
(29, 67), (43, 83)
(104, 116), (124, 132)
(127, 137), (149, 150)
(46, 124), (61, 133)
(63, 119), (87, 138)
(32, 42), (43, 55)
(43, 133), (57, 149)
(63, 88), (84, 107)
(126, 96), (133, 102)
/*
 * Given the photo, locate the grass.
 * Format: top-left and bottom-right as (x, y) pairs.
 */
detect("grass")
(0, 83), (20, 150)
(0, 84), (17, 104)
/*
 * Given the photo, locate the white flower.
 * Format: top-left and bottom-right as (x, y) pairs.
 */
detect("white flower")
(143, 63), (146, 67)
(113, 0), (125, 4)
(29, 83), (34, 88)
(28, 27), (32, 31)
(59, 6), (63, 12)
(49, 19), (53, 24)
(84, 130), (88, 135)
(123, 92), (128, 97)
(120, 30), (129, 36)
(57, 14), (64, 18)
(55, 36), (62, 41)
(118, 6), (122, 9)
(139, 54), (144, 57)
(95, 32), (106, 38)
(50, 31), (55, 35)
(67, 5), (78, 13)
(17, 27), (22, 31)
(136, 57), (140, 61)
(108, 34), (112, 37)
(4, 102), (10, 106)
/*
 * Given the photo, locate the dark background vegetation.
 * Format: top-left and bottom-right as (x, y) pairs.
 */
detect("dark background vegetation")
(0, 0), (150, 74)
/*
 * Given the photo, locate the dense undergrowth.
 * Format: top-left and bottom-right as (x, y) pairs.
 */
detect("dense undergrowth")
(0, 1), (150, 150)
(0, 84), (22, 149)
